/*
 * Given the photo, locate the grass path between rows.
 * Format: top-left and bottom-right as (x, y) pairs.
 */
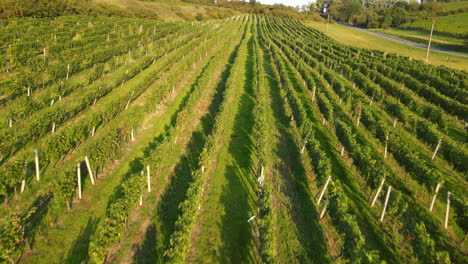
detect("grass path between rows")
(186, 20), (259, 264)
(259, 35), (332, 263)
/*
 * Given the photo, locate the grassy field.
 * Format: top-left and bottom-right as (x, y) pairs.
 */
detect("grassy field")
(93, 0), (238, 21)
(371, 28), (467, 54)
(305, 21), (468, 71)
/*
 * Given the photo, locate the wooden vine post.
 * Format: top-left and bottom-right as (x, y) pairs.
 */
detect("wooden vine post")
(34, 149), (40, 181)
(317, 175), (331, 205)
(320, 196), (329, 219)
(356, 105), (361, 127)
(131, 129), (135, 142)
(429, 182), (441, 212)
(146, 165), (151, 192)
(77, 162), (82, 199)
(257, 166), (265, 186)
(444, 191), (450, 229)
(371, 178), (386, 207)
(300, 141), (307, 154)
(312, 86), (316, 102)
(21, 162), (26, 193)
(84, 156), (95, 185)
(380, 186), (392, 222)
(431, 137), (442, 160)
(384, 134), (389, 159)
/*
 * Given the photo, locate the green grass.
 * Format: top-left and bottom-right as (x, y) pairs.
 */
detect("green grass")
(265, 51), (333, 263)
(187, 23), (258, 263)
(370, 28), (467, 54)
(93, 0), (238, 21)
(19, 46), (210, 264)
(400, 12), (468, 38)
(438, 1), (468, 12)
(305, 21), (468, 71)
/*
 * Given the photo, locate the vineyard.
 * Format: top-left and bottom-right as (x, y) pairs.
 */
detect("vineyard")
(0, 14), (467, 264)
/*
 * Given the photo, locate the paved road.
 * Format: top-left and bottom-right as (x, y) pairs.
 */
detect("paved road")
(339, 23), (468, 58)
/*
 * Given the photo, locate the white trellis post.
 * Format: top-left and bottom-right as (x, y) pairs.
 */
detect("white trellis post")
(312, 86), (316, 102)
(393, 118), (397, 127)
(84, 156), (95, 185)
(77, 162), (82, 199)
(50, 99), (55, 106)
(34, 149), (40, 181)
(257, 166), (265, 186)
(27, 87), (31, 96)
(356, 106), (361, 127)
(131, 129), (135, 141)
(380, 186), (392, 222)
(66, 63), (70, 80)
(371, 178), (386, 207)
(340, 146), (345, 156)
(431, 137), (442, 160)
(444, 191), (451, 229)
(8, 117), (12, 128)
(384, 134), (389, 159)
(146, 165), (151, 192)
(139, 195), (143, 206)
(429, 182), (441, 212)
(91, 126), (96, 137)
(300, 142), (307, 154)
(21, 161), (26, 193)
(20, 179), (26, 193)
(317, 176), (331, 205)
(51, 122), (56, 133)
(320, 196), (329, 219)
(125, 99), (131, 110)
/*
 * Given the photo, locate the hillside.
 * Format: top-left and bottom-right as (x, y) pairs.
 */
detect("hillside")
(399, 12), (468, 38)
(0, 0), (239, 20)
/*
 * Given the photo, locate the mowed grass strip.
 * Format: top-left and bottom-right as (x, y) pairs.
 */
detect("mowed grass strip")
(186, 18), (259, 264)
(305, 21), (468, 71)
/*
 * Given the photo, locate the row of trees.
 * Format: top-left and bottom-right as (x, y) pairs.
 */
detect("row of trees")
(309, 0), (466, 29)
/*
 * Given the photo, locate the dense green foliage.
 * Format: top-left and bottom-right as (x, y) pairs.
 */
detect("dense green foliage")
(0, 13), (466, 264)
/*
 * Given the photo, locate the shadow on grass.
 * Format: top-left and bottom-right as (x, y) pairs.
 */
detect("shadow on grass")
(22, 192), (52, 246)
(263, 42), (331, 263)
(216, 35), (256, 263)
(65, 216), (100, 263)
(278, 40), (403, 263)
